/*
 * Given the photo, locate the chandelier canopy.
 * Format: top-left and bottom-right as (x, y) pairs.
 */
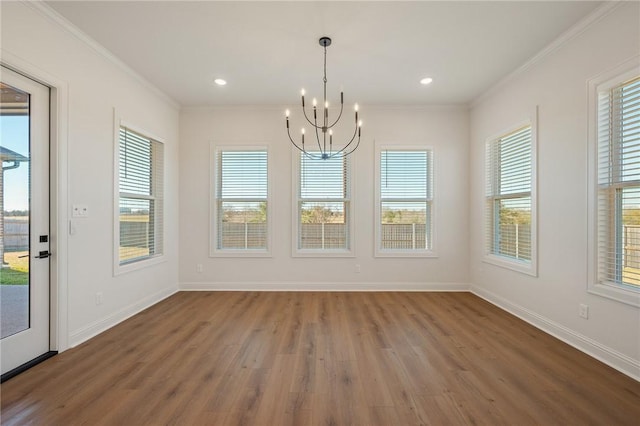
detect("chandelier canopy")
(286, 36), (362, 160)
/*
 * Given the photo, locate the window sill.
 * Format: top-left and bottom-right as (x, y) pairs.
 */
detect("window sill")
(114, 254), (166, 276)
(209, 249), (272, 258)
(375, 250), (438, 258)
(293, 249), (355, 258)
(588, 281), (640, 308)
(483, 254), (537, 277)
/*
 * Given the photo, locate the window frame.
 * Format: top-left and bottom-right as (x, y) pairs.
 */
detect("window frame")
(292, 149), (354, 257)
(588, 58), (640, 307)
(210, 144), (272, 257)
(374, 143), (437, 258)
(483, 111), (538, 276)
(113, 119), (166, 276)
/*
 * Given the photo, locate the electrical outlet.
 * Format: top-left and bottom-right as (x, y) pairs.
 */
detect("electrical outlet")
(96, 292), (104, 305)
(196, 263), (203, 273)
(579, 303), (589, 319)
(72, 204), (89, 218)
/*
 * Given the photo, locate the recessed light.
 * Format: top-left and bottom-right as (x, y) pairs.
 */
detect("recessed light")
(214, 78), (227, 86)
(420, 77), (433, 85)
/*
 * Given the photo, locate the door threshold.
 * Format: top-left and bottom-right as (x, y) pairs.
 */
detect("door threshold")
(1, 351), (57, 383)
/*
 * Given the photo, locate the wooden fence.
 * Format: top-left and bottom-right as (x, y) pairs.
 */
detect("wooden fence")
(219, 222), (429, 250)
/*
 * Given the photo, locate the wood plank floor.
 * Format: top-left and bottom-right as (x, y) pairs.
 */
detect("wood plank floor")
(1, 292), (639, 425)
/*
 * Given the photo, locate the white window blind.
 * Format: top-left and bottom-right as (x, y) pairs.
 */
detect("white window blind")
(486, 125), (532, 263)
(118, 126), (164, 265)
(298, 152), (350, 251)
(597, 76), (640, 291)
(215, 149), (268, 251)
(379, 149), (433, 251)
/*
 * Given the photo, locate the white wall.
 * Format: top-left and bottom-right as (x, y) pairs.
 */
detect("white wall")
(1, 2), (180, 348)
(179, 106), (469, 290)
(5, 0), (636, 382)
(469, 3), (640, 379)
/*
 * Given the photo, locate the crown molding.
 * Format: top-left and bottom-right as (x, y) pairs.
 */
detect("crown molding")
(24, 0), (181, 111)
(470, 1), (622, 109)
(180, 103), (469, 114)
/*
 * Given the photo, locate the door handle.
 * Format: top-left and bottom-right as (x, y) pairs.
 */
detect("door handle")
(35, 251), (51, 259)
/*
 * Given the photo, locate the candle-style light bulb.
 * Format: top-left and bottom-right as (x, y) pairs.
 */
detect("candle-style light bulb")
(313, 98), (317, 107)
(325, 101), (329, 108)
(285, 109), (290, 117)
(301, 89), (306, 96)
(354, 103), (359, 112)
(358, 120), (363, 127)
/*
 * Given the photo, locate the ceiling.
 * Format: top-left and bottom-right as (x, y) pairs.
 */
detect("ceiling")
(46, 1), (603, 107)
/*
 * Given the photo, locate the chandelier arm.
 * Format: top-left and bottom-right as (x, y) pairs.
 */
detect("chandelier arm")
(311, 106), (325, 153)
(327, 101), (344, 129)
(340, 133), (361, 157)
(302, 105), (320, 128)
(314, 125), (324, 153)
(303, 151), (323, 160)
(331, 121), (359, 156)
(286, 126), (307, 154)
(328, 133), (360, 159)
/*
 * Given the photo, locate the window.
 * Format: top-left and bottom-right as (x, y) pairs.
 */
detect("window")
(485, 123), (536, 275)
(375, 146), (434, 257)
(211, 147), (270, 256)
(294, 151), (352, 256)
(590, 70), (640, 305)
(116, 125), (164, 268)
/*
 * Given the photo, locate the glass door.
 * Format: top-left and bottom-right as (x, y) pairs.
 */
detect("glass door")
(0, 66), (50, 376)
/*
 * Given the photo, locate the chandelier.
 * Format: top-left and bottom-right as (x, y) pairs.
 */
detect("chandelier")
(286, 36), (362, 160)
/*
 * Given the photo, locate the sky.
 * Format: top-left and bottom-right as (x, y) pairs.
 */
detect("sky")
(1, 115), (30, 212)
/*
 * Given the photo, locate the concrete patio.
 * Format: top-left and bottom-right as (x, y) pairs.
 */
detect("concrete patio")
(1, 284), (28, 338)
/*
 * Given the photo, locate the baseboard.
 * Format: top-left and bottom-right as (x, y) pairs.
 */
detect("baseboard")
(470, 285), (640, 382)
(69, 286), (178, 348)
(180, 281), (471, 292)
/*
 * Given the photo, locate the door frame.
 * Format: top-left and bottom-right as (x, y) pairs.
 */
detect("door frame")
(1, 50), (70, 354)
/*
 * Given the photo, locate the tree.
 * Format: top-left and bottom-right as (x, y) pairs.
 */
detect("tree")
(499, 207), (530, 225)
(301, 205), (338, 224)
(623, 208), (640, 225)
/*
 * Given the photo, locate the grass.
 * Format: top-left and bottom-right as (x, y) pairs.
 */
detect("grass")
(1, 251), (29, 285)
(1, 268), (28, 285)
